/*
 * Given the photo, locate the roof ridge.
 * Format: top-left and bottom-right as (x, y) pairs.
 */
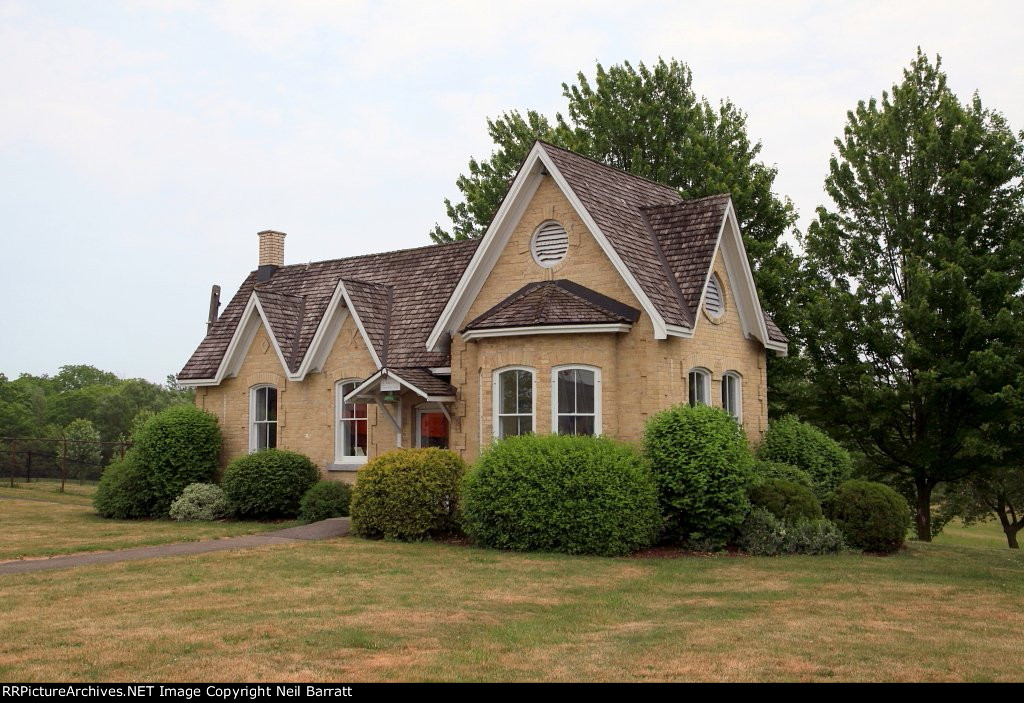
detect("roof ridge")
(537, 140), (683, 200)
(549, 280), (641, 323)
(639, 192), (732, 212)
(269, 237), (481, 272)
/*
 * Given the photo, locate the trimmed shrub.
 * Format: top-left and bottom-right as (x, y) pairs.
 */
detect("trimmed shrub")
(748, 478), (822, 523)
(752, 460), (814, 490)
(94, 454), (156, 519)
(299, 480), (352, 523)
(758, 416), (852, 498)
(169, 483), (231, 521)
(737, 508), (845, 556)
(644, 404), (754, 546)
(222, 449), (320, 519)
(351, 449), (465, 541)
(824, 480), (911, 553)
(132, 404), (222, 516)
(462, 434), (661, 557)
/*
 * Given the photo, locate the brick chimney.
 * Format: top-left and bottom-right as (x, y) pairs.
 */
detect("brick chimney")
(257, 230), (286, 281)
(258, 230), (286, 268)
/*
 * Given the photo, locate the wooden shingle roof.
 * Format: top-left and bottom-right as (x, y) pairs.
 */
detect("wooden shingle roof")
(179, 238), (481, 380)
(463, 280), (640, 331)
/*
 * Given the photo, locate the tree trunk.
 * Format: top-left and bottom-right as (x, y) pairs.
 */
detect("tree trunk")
(915, 477), (933, 542)
(1005, 527), (1019, 550)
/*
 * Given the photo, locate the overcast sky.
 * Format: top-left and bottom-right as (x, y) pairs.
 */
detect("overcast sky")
(2, 0), (1022, 384)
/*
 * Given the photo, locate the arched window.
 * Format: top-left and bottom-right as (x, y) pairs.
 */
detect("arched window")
(336, 380), (368, 464)
(552, 365), (601, 436)
(493, 367), (535, 438)
(249, 384), (277, 451)
(721, 371), (742, 421)
(688, 368), (711, 407)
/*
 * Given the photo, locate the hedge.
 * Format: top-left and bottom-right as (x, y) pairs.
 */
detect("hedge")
(462, 434), (661, 556)
(824, 480), (911, 553)
(758, 416), (852, 498)
(299, 480), (352, 523)
(644, 404), (754, 547)
(222, 449), (320, 519)
(350, 449), (465, 541)
(748, 478), (822, 523)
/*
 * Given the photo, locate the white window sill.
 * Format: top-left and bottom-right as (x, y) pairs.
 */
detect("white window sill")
(327, 462), (365, 473)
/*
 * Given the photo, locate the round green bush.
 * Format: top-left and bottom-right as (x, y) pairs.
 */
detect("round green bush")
(132, 404), (222, 516)
(462, 434), (661, 557)
(824, 480), (911, 553)
(758, 416), (852, 498)
(169, 483), (231, 521)
(222, 449), (320, 519)
(748, 478), (822, 523)
(299, 480), (352, 523)
(350, 449), (465, 541)
(644, 404), (754, 546)
(752, 460), (814, 490)
(94, 454), (156, 519)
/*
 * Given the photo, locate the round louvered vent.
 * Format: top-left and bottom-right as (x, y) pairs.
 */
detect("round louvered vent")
(704, 273), (725, 319)
(530, 221), (569, 268)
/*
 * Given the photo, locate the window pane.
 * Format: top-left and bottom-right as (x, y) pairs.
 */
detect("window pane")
(688, 374), (697, 407)
(255, 388), (267, 421)
(576, 370), (595, 414)
(267, 422), (277, 449)
(266, 388), (277, 421)
(500, 371), (517, 415)
(575, 415), (595, 437)
(499, 416), (518, 439)
(516, 370), (532, 414)
(518, 417), (532, 435)
(557, 370), (575, 413)
(558, 415), (575, 435)
(419, 412), (449, 449)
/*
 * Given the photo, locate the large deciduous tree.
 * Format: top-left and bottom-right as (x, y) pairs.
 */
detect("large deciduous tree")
(430, 58), (802, 411)
(800, 50), (1024, 541)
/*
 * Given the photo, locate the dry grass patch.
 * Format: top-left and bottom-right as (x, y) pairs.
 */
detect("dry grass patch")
(0, 538), (1021, 682)
(0, 493), (296, 561)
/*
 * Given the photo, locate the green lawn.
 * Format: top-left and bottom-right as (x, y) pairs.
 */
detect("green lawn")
(0, 483), (297, 561)
(931, 518), (1011, 550)
(0, 536), (1021, 682)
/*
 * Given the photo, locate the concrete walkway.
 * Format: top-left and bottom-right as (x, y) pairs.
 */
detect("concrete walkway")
(0, 517), (350, 576)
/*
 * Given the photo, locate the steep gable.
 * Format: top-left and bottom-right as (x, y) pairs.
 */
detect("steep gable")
(179, 238), (480, 383)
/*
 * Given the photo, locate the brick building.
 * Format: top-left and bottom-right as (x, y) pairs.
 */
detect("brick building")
(178, 142), (787, 478)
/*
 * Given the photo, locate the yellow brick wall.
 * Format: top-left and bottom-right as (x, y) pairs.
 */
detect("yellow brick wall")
(197, 177), (771, 473)
(195, 313), (414, 484)
(450, 177), (769, 462)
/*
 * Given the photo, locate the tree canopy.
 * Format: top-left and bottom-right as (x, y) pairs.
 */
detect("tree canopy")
(799, 49), (1024, 540)
(431, 58), (802, 409)
(0, 365), (193, 451)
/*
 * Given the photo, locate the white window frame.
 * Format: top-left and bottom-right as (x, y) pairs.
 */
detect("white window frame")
(335, 379), (369, 465)
(249, 384), (278, 452)
(415, 404), (450, 449)
(492, 366), (536, 439)
(721, 371), (742, 422)
(551, 365), (602, 436)
(688, 368), (711, 407)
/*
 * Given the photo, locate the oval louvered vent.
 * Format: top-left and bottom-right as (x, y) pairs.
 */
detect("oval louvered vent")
(705, 274), (725, 319)
(530, 221), (569, 268)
